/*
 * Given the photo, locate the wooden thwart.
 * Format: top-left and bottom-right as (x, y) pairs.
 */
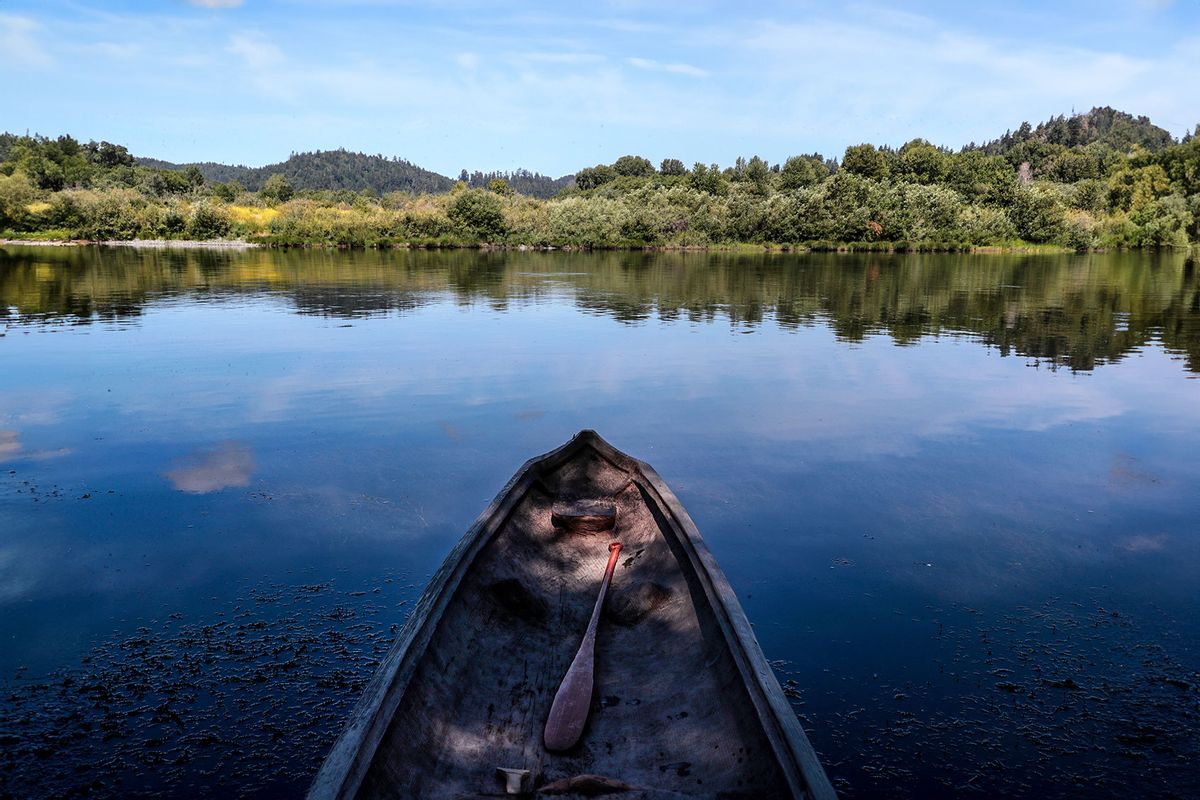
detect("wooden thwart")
(551, 498), (617, 534)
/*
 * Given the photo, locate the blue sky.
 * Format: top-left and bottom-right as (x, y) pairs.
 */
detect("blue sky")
(2, 1), (1199, 176)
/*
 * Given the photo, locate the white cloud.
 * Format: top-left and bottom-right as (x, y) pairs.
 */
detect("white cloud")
(189, 0), (245, 8)
(627, 56), (708, 77)
(0, 13), (52, 67)
(455, 51), (480, 71)
(227, 32), (284, 70)
(226, 32), (295, 98)
(85, 41), (142, 59)
(518, 51), (605, 65)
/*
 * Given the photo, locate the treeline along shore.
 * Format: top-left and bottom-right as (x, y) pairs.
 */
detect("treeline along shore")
(2, 107), (1198, 251)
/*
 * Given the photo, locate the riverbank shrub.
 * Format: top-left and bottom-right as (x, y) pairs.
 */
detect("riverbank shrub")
(187, 201), (233, 239)
(447, 189), (506, 241)
(0, 173), (38, 229)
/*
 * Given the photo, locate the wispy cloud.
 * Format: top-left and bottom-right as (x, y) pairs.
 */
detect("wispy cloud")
(83, 41), (142, 59)
(226, 32), (294, 98)
(227, 31), (283, 70)
(627, 56), (708, 77)
(188, 0), (244, 8)
(0, 13), (53, 67)
(518, 51), (604, 65)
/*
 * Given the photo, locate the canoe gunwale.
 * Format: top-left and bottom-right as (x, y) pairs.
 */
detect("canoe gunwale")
(306, 435), (577, 800)
(307, 430), (836, 800)
(630, 452), (836, 800)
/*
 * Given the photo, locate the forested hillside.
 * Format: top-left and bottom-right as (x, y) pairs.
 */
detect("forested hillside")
(458, 169), (575, 199)
(136, 151), (572, 199)
(2, 106), (1198, 249)
(139, 150), (456, 195)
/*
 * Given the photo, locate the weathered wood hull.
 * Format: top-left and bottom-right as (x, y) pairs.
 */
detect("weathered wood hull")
(309, 431), (836, 799)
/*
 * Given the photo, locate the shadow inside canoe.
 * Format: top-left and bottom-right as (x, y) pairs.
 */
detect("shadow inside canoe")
(359, 481), (793, 798)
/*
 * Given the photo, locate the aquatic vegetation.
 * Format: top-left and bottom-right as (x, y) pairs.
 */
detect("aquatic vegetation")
(0, 576), (418, 798)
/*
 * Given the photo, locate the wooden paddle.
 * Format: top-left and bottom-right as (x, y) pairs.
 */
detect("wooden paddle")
(544, 541), (623, 752)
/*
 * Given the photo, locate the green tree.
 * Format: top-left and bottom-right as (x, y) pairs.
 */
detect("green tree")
(841, 144), (889, 179)
(142, 170), (192, 196)
(944, 151), (1016, 205)
(1127, 193), (1191, 246)
(85, 140), (135, 169)
(739, 155), (772, 194)
(659, 158), (686, 176)
(13, 148), (66, 191)
(1107, 163), (1171, 212)
(1008, 185), (1067, 242)
(1068, 179), (1107, 214)
(780, 156), (821, 190)
(1156, 136), (1200, 196)
(486, 177), (513, 196)
(1040, 149), (1102, 183)
(183, 165), (205, 188)
(575, 165), (618, 190)
(260, 173), (296, 204)
(0, 172), (37, 229)
(612, 155), (656, 177)
(896, 139), (947, 184)
(210, 181), (239, 202)
(687, 163), (727, 195)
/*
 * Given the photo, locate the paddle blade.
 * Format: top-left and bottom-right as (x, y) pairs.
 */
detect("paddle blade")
(543, 644), (595, 751)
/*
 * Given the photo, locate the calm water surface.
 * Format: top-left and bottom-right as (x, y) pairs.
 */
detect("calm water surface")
(1, 246), (1198, 798)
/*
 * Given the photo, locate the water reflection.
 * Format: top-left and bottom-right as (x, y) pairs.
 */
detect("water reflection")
(0, 428), (72, 463)
(2, 245), (1198, 373)
(0, 245), (1197, 799)
(0, 430), (18, 460)
(164, 442), (255, 494)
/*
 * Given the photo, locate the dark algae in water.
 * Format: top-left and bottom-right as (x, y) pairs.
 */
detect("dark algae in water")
(0, 577), (418, 799)
(790, 598), (1199, 798)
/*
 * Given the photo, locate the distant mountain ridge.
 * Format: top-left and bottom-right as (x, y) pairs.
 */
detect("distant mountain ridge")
(138, 149), (573, 199)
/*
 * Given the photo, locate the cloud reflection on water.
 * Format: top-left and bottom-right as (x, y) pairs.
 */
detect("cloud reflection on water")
(165, 441), (255, 493)
(0, 428), (72, 463)
(0, 430), (19, 461)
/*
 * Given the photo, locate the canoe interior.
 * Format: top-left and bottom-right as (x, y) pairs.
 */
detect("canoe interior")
(320, 432), (832, 799)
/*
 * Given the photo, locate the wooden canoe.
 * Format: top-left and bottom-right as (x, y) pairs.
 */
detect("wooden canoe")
(309, 430), (836, 799)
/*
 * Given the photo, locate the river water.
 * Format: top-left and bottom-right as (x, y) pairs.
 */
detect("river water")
(1, 245), (1198, 798)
